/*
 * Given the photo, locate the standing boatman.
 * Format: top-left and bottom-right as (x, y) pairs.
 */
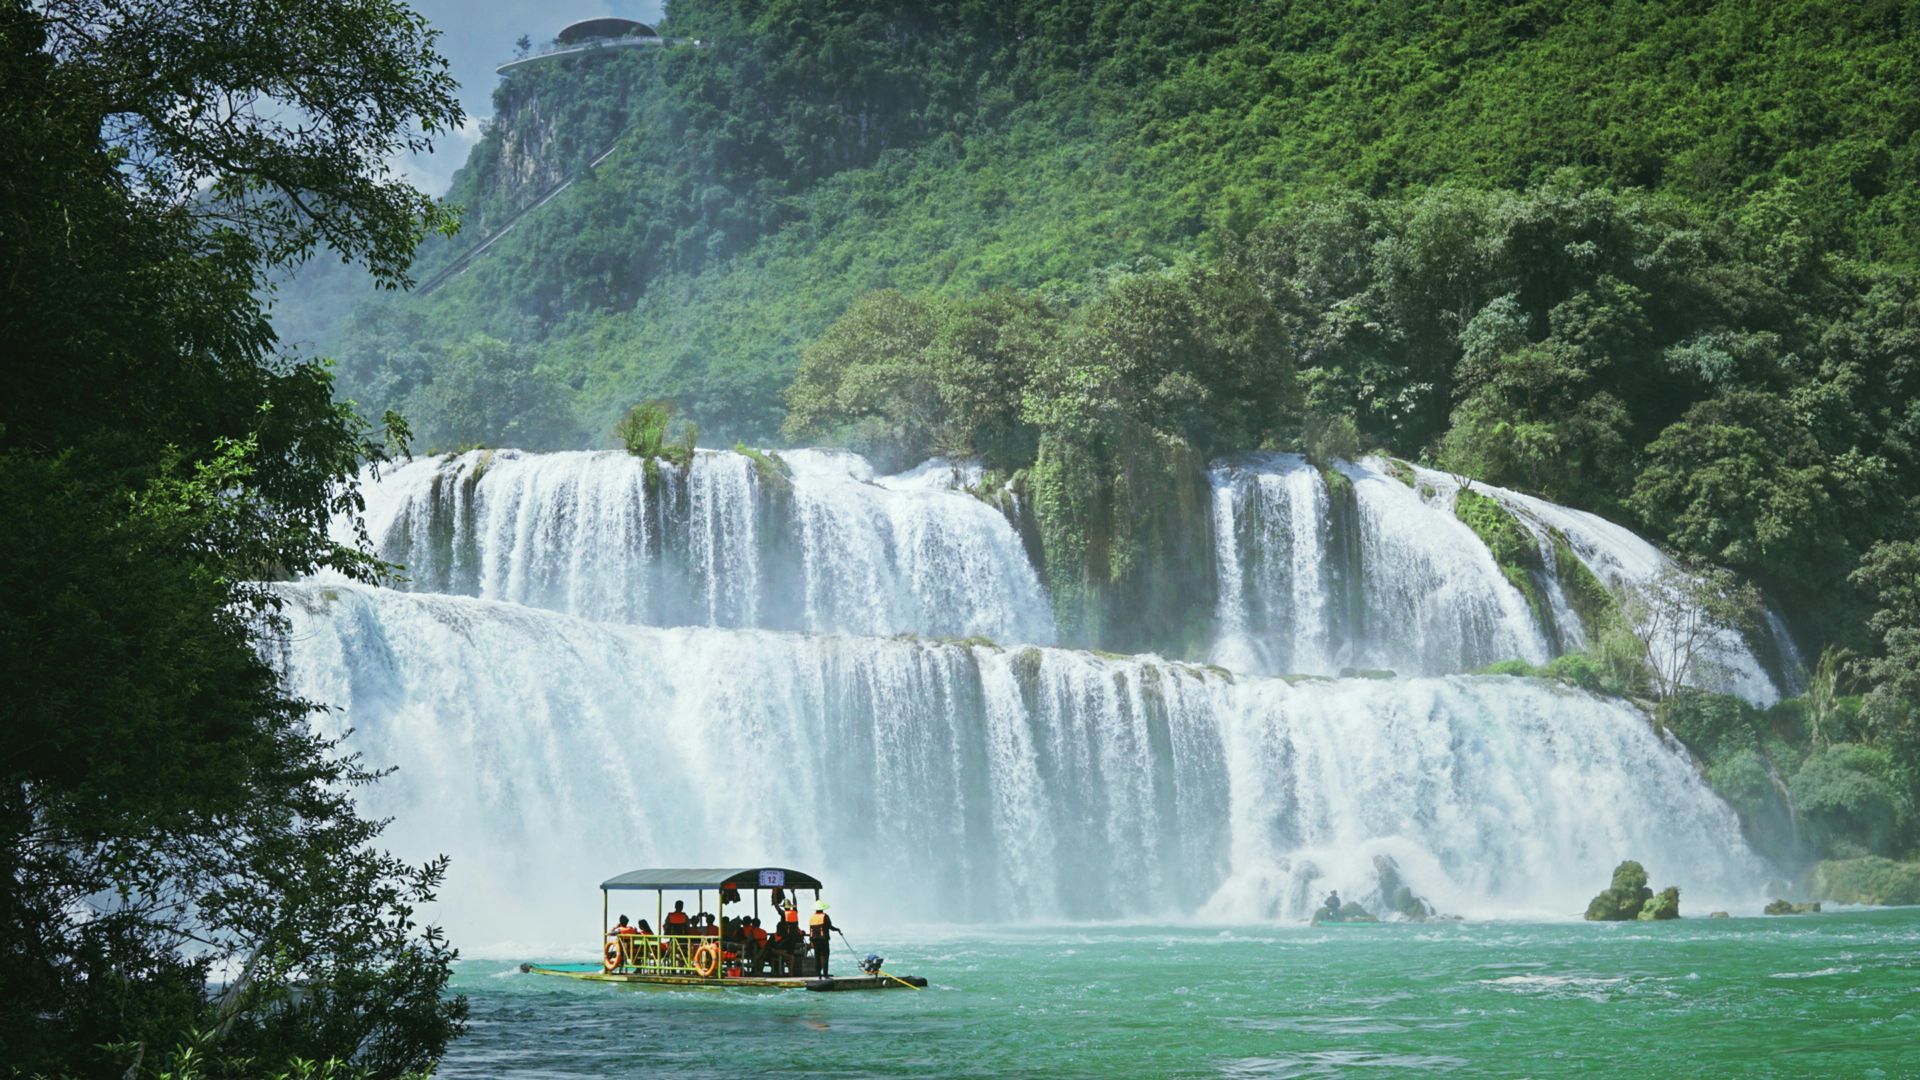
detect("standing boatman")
(809, 901), (836, 977)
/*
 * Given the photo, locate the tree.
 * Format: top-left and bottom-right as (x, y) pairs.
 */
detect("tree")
(408, 334), (577, 451)
(2, 2), (467, 1075)
(782, 289), (943, 471)
(1621, 560), (1762, 709)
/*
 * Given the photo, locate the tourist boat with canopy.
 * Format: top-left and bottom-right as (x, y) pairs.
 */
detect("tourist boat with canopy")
(519, 866), (929, 991)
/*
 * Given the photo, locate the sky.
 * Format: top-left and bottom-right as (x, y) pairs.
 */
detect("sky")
(392, 0), (666, 194)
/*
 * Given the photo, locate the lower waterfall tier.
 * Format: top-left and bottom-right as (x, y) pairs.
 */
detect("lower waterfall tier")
(273, 583), (1765, 949)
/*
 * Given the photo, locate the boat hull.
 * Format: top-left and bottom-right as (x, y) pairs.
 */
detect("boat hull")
(520, 963), (927, 991)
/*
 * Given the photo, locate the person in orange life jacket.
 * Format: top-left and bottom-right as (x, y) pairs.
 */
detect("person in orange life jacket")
(701, 913), (719, 937)
(808, 902), (836, 977)
(746, 917), (770, 974)
(769, 918), (802, 975)
(612, 914), (637, 936)
(664, 900), (691, 935)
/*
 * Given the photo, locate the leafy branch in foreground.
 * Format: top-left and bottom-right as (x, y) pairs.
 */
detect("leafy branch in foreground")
(3, 1), (467, 1075)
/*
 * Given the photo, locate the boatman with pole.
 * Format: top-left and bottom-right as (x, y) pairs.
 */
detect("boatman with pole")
(809, 902), (836, 977)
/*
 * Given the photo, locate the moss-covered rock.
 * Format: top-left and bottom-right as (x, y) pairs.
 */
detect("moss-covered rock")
(1764, 899), (1822, 915)
(1454, 489), (1552, 637)
(1585, 860), (1655, 920)
(1383, 457), (1416, 488)
(1808, 857), (1920, 906)
(1637, 885), (1681, 920)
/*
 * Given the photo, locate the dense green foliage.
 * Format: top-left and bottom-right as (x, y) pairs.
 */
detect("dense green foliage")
(300, 0), (1920, 444)
(2, 2), (466, 1075)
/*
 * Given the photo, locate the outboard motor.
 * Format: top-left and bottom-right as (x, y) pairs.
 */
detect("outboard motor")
(860, 954), (884, 975)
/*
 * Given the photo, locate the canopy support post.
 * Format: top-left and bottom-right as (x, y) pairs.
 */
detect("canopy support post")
(601, 888), (608, 967)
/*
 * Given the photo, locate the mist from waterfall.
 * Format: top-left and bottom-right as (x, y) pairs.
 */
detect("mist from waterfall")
(274, 582), (1767, 951)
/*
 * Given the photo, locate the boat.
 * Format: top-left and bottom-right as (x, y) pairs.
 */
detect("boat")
(519, 866), (929, 991)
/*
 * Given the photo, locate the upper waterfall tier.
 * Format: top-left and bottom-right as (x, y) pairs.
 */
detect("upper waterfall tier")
(1208, 454), (1553, 678)
(345, 446), (1796, 700)
(1207, 454), (1797, 702)
(272, 582), (1765, 946)
(350, 447), (1055, 644)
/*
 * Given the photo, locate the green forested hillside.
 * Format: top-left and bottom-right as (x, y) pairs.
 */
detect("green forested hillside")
(312, 0), (1919, 444)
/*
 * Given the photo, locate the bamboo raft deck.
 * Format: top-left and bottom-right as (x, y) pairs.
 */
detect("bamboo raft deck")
(520, 962), (927, 991)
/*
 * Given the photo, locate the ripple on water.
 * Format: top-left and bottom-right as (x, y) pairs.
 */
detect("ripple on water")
(1219, 1050), (1470, 1076)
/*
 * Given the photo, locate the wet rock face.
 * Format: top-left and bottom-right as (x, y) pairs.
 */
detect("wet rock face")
(1373, 854), (1437, 920)
(1585, 860), (1656, 921)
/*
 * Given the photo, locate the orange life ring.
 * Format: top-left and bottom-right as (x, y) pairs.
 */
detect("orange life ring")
(692, 943), (721, 978)
(604, 939), (622, 972)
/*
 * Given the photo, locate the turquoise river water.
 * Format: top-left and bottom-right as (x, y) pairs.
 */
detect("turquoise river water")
(446, 909), (1920, 1077)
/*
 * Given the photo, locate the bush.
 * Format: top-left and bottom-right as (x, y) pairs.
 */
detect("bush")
(1544, 652), (1602, 690)
(1809, 857), (1920, 905)
(1791, 744), (1912, 858)
(614, 400), (697, 467)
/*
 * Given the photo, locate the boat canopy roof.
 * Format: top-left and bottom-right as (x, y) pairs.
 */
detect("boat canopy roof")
(600, 867), (823, 892)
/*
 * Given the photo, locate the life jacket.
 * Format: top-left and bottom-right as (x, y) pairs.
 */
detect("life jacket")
(615, 924), (637, 935)
(701, 924), (719, 937)
(749, 927), (768, 945)
(782, 907), (799, 925)
(809, 911), (829, 940)
(665, 911), (690, 932)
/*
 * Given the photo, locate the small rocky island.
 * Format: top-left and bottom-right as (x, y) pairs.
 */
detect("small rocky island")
(1585, 861), (1681, 921)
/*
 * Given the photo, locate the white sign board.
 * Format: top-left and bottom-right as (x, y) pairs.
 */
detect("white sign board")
(758, 869), (785, 888)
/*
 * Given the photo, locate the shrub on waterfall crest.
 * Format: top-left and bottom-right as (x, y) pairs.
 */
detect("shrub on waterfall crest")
(615, 399), (698, 467)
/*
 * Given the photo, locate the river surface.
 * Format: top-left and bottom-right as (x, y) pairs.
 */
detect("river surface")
(444, 909), (1919, 1077)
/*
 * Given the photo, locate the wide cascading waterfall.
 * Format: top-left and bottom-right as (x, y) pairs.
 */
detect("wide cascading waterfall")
(272, 582), (1765, 950)
(1209, 455), (1552, 678)
(351, 447), (1053, 643)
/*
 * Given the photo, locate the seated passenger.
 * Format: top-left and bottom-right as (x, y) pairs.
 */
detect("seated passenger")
(664, 900), (691, 935)
(746, 917), (769, 974)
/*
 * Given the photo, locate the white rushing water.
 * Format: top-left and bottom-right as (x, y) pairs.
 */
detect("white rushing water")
(1209, 455), (1551, 679)
(273, 583), (1767, 950)
(350, 447), (1053, 645)
(1206, 454), (1794, 701)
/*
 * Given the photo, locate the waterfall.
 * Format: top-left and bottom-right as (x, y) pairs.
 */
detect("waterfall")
(273, 583), (1766, 948)
(1207, 455), (1552, 678)
(1475, 474), (1792, 704)
(350, 447), (1054, 644)
(1205, 454), (1795, 701)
